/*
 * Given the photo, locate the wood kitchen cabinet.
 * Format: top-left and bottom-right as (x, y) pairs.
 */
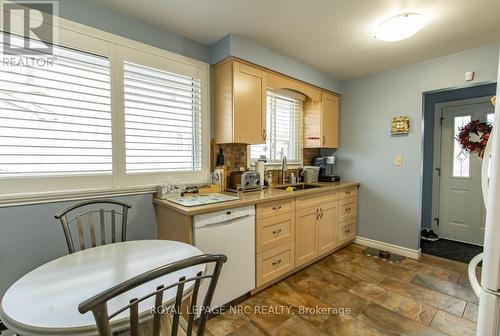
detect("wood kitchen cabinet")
(295, 191), (339, 268)
(304, 92), (340, 148)
(214, 60), (267, 144)
(295, 207), (318, 268)
(317, 201), (338, 255)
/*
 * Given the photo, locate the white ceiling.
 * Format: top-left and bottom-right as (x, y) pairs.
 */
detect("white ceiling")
(93, 0), (500, 80)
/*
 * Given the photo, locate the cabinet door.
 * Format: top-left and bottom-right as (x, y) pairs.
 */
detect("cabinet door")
(295, 207), (318, 267)
(233, 62), (267, 144)
(321, 92), (339, 148)
(317, 202), (338, 255)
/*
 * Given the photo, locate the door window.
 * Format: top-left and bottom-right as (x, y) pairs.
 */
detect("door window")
(452, 115), (471, 178)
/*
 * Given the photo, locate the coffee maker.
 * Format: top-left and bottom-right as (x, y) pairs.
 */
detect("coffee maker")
(313, 156), (340, 182)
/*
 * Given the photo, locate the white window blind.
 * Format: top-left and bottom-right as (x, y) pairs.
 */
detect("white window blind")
(123, 61), (202, 174)
(250, 90), (303, 164)
(0, 33), (112, 177)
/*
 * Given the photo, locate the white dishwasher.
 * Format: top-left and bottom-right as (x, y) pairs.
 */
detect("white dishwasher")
(193, 205), (255, 309)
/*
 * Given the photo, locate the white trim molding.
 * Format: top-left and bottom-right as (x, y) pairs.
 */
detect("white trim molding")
(355, 236), (422, 260)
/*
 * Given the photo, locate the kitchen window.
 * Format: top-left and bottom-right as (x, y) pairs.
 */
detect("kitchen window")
(249, 90), (303, 165)
(0, 10), (209, 203)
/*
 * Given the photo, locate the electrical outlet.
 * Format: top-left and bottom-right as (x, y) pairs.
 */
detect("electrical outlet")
(395, 156), (403, 166)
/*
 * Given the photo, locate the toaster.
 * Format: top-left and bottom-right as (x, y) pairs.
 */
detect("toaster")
(228, 171), (260, 192)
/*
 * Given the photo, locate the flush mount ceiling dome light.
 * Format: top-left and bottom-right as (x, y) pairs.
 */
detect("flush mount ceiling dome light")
(375, 13), (427, 42)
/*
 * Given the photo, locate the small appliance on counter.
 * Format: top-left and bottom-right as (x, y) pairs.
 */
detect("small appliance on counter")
(314, 156), (340, 182)
(227, 170), (261, 192)
(302, 166), (320, 183)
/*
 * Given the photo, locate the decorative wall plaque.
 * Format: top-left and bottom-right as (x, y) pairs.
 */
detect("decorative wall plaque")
(391, 116), (410, 135)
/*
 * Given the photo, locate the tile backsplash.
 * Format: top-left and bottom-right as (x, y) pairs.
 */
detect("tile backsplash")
(211, 140), (320, 173)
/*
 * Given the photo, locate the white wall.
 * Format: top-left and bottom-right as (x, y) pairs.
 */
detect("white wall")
(337, 43), (499, 250)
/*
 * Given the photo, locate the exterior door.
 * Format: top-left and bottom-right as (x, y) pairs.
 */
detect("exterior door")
(439, 102), (495, 245)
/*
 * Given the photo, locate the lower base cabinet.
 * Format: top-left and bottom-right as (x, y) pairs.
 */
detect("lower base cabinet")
(256, 242), (294, 287)
(317, 201), (339, 256)
(295, 207), (318, 268)
(255, 186), (358, 291)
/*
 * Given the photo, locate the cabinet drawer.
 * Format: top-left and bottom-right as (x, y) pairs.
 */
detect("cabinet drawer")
(339, 197), (357, 222)
(339, 187), (357, 200)
(296, 191), (338, 210)
(257, 198), (295, 219)
(256, 242), (294, 287)
(256, 212), (294, 253)
(339, 219), (357, 242)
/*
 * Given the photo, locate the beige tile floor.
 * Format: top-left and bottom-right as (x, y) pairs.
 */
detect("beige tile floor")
(204, 244), (478, 336)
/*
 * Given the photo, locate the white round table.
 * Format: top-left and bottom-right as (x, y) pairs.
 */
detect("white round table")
(0, 240), (203, 336)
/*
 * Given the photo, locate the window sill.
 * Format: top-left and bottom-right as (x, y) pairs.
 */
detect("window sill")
(0, 186), (157, 208)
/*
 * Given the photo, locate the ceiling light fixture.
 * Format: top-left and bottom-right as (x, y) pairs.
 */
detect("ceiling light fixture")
(375, 12), (427, 42)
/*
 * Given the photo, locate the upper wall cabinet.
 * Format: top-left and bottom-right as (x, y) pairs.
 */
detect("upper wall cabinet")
(215, 60), (267, 144)
(304, 92), (340, 148)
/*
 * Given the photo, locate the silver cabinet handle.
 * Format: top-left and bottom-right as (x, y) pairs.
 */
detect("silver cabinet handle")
(272, 259), (282, 266)
(263, 129), (267, 142)
(272, 205), (282, 211)
(322, 136), (326, 146)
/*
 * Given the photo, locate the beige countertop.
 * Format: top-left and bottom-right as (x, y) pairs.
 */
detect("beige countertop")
(153, 181), (360, 216)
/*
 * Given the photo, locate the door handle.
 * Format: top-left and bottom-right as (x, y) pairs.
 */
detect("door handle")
(263, 129), (267, 142)
(322, 136), (326, 146)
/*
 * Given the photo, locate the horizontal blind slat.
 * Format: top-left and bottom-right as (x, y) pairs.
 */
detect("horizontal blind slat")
(124, 62), (202, 174)
(0, 36), (112, 178)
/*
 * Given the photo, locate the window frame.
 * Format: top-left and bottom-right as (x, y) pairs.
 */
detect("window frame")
(0, 4), (210, 205)
(248, 89), (304, 168)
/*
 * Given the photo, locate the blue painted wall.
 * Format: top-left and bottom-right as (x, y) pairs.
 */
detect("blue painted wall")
(28, 0), (211, 63)
(337, 44), (499, 251)
(210, 34), (343, 93)
(0, 194), (156, 297)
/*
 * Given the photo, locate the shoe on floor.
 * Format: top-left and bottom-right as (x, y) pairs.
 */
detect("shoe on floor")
(421, 229), (430, 240)
(427, 230), (439, 242)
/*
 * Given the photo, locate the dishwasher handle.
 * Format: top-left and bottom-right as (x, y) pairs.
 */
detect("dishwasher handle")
(195, 214), (251, 229)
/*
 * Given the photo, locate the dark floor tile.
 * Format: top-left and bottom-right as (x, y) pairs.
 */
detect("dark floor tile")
(226, 321), (266, 336)
(379, 278), (467, 316)
(359, 303), (447, 336)
(411, 273), (479, 304)
(241, 295), (294, 334)
(321, 314), (397, 336)
(348, 281), (437, 325)
(205, 311), (250, 336)
(269, 315), (324, 336)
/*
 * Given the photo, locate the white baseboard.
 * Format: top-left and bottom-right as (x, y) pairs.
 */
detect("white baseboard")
(355, 236), (421, 260)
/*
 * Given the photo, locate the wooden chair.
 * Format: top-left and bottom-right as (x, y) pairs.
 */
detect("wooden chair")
(55, 199), (132, 254)
(79, 254), (227, 336)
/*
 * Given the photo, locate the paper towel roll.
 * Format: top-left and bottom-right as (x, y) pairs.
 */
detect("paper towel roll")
(256, 161), (265, 187)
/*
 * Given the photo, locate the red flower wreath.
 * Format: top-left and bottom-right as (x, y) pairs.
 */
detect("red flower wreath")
(457, 120), (493, 159)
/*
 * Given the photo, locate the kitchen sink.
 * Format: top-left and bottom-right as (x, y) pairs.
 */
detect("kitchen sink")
(272, 183), (322, 191)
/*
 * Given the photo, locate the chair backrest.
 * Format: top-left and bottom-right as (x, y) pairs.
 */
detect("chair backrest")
(55, 199), (132, 254)
(79, 254), (227, 336)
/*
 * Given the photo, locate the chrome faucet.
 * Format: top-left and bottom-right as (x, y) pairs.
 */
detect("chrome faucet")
(281, 156), (288, 184)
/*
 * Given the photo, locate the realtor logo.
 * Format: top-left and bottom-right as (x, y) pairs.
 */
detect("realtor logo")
(1, 1), (58, 55)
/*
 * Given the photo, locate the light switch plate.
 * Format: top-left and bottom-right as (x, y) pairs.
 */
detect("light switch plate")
(395, 156), (403, 166)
